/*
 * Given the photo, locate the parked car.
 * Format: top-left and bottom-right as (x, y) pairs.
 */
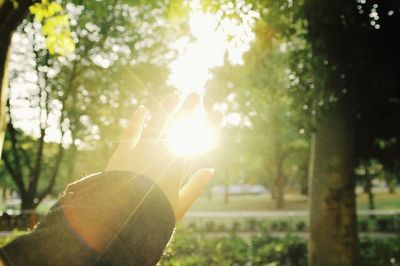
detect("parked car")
(211, 184), (270, 196)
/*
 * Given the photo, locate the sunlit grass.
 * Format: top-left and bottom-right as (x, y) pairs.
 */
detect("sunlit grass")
(6, 189), (398, 216)
(187, 191), (400, 212)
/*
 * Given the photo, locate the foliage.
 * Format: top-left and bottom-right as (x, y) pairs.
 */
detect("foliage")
(1, 0), (184, 207)
(0, 228), (399, 265)
(160, 227), (400, 265)
(29, 0), (75, 55)
(205, 20), (309, 207)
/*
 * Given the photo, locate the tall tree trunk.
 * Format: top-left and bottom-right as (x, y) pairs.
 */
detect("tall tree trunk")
(223, 183), (229, 204)
(386, 173), (396, 194)
(0, 0), (34, 156)
(308, 101), (359, 266)
(275, 156), (285, 209)
(364, 175), (374, 210)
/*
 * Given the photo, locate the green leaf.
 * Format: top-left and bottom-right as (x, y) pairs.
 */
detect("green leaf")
(29, 1), (75, 55)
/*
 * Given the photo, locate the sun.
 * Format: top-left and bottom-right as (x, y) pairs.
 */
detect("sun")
(165, 4), (257, 156)
(167, 112), (218, 157)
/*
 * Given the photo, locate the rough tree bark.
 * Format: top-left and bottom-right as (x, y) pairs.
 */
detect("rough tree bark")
(305, 0), (360, 264)
(308, 100), (359, 265)
(275, 146), (285, 209)
(363, 172), (375, 210)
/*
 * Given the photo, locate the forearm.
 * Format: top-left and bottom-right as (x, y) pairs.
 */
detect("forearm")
(0, 171), (175, 266)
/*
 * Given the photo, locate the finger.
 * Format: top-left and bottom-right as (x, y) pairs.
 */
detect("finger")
(209, 110), (223, 128)
(178, 93), (200, 115)
(144, 92), (180, 140)
(155, 156), (185, 211)
(175, 168), (214, 221)
(120, 105), (149, 149)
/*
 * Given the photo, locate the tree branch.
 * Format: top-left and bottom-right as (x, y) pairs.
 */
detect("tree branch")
(2, 151), (26, 196)
(37, 62), (76, 203)
(29, 36), (50, 197)
(5, 99), (25, 191)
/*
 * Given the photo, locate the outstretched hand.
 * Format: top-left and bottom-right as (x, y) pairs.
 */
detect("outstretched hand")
(105, 92), (222, 221)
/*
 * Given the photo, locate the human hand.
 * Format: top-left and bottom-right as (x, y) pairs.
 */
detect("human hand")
(105, 92), (222, 221)
(9, 93), (222, 261)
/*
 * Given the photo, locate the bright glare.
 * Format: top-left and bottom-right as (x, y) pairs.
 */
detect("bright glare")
(167, 113), (218, 157)
(168, 12), (225, 95)
(168, 5), (257, 95)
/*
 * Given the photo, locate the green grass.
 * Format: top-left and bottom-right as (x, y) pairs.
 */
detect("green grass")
(1, 190), (399, 216)
(188, 191), (400, 212)
(189, 194), (307, 212)
(357, 192), (400, 210)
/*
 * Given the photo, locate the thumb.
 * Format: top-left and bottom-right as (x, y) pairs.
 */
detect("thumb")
(175, 168), (214, 221)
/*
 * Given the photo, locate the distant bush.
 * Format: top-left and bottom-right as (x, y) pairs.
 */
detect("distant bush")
(296, 221), (306, 232)
(376, 217), (395, 232)
(359, 236), (400, 265)
(204, 221), (216, 232)
(358, 219), (369, 232)
(161, 228), (400, 266)
(2, 227), (399, 265)
(231, 221), (242, 232)
(246, 218), (258, 232)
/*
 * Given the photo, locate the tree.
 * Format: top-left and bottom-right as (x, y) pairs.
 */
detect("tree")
(206, 20), (308, 209)
(0, 0), (35, 156)
(1, 0), (188, 211)
(1, 18), (68, 210)
(303, 0), (400, 264)
(0, 0), (73, 155)
(355, 159), (383, 210)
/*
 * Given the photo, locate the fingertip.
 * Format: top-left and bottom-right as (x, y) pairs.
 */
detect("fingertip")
(194, 168), (215, 184)
(164, 92), (181, 112)
(181, 93), (200, 111)
(136, 105), (149, 116)
(210, 110), (223, 127)
(204, 168), (215, 182)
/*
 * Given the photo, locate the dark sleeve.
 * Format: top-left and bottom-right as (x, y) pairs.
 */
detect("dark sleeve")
(0, 171), (176, 266)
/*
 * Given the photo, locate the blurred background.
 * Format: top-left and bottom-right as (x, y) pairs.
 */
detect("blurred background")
(0, 0), (399, 265)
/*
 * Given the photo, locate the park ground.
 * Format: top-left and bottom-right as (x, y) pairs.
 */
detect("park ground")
(188, 189), (400, 212)
(23, 188), (399, 215)
(1, 187), (398, 215)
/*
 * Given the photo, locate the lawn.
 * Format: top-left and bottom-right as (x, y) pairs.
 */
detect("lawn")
(1, 189), (399, 216)
(188, 190), (400, 212)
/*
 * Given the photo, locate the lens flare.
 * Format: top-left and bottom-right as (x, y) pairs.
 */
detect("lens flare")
(167, 113), (218, 157)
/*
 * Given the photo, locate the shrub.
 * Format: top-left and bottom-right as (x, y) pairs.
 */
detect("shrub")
(217, 223), (227, 232)
(376, 217), (395, 232)
(295, 221), (306, 232)
(205, 221), (216, 232)
(161, 228), (400, 266)
(246, 218), (258, 232)
(270, 221), (279, 231)
(279, 221), (289, 231)
(231, 221), (242, 232)
(358, 219), (369, 232)
(187, 221), (197, 231)
(359, 236), (400, 265)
